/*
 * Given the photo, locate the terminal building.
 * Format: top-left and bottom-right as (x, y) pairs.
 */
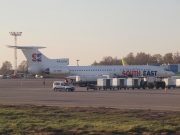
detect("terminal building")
(160, 64), (180, 73)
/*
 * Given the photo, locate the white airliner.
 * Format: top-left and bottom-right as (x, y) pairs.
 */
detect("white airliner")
(7, 46), (174, 81)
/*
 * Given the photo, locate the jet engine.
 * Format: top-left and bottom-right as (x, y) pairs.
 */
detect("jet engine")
(44, 67), (70, 75)
(28, 67), (42, 74)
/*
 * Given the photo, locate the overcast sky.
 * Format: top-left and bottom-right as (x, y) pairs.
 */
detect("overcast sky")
(0, 0), (180, 67)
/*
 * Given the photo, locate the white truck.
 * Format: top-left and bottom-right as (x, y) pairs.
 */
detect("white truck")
(53, 81), (75, 91)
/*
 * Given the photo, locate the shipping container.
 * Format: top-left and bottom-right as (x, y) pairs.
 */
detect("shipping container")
(164, 78), (176, 89)
(176, 79), (180, 88)
(97, 78), (113, 90)
(126, 78), (141, 89)
(112, 78), (127, 89)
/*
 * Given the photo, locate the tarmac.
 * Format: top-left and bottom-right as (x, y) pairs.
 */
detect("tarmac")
(0, 78), (180, 111)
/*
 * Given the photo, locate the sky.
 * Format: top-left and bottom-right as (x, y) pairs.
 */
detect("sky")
(0, 0), (180, 68)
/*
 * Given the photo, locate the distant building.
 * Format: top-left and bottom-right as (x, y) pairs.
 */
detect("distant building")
(160, 64), (180, 73)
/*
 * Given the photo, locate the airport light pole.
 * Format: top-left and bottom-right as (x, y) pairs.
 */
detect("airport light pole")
(9, 32), (22, 75)
(76, 60), (79, 66)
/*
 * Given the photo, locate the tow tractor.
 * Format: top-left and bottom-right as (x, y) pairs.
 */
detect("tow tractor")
(140, 77), (165, 89)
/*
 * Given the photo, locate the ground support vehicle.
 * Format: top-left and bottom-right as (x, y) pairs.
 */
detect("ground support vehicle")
(164, 78), (176, 89)
(154, 81), (165, 89)
(140, 77), (156, 89)
(176, 79), (180, 89)
(53, 81), (75, 91)
(75, 76), (103, 87)
(86, 84), (98, 90)
(0, 74), (11, 79)
(97, 78), (113, 90)
(75, 81), (97, 87)
(153, 78), (166, 89)
(112, 78), (127, 90)
(140, 77), (166, 89)
(145, 77), (155, 89)
(126, 78), (141, 89)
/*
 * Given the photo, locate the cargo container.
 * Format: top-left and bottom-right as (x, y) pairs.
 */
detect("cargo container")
(112, 78), (127, 90)
(97, 78), (113, 90)
(126, 78), (140, 89)
(164, 78), (176, 89)
(176, 79), (180, 89)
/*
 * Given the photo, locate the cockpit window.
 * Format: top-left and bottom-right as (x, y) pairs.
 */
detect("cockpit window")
(164, 68), (170, 71)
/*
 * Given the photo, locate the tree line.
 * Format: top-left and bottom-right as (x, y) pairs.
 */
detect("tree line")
(92, 52), (180, 65)
(0, 60), (28, 75)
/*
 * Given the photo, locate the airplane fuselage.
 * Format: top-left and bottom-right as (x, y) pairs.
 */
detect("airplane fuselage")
(42, 65), (174, 78)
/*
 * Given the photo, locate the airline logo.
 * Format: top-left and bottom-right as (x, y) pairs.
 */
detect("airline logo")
(122, 70), (140, 76)
(32, 53), (42, 62)
(122, 70), (157, 76)
(143, 71), (157, 76)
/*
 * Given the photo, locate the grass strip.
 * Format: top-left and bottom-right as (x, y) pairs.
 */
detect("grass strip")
(0, 105), (179, 135)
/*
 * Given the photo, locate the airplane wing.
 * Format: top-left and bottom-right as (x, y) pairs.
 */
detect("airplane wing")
(65, 75), (77, 80)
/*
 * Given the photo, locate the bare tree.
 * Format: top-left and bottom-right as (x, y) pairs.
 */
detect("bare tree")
(91, 60), (98, 66)
(91, 52), (180, 65)
(124, 52), (135, 65)
(163, 53), (173, 64)
(0, 61), (12, 74)
(173, 53), (180, 64)
(18, 60), (28, 73)
(150, 54), (163, 64)
(134, 52), (151, 65)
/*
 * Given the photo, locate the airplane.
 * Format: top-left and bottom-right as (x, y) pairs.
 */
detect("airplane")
(7, 46), (174, 83)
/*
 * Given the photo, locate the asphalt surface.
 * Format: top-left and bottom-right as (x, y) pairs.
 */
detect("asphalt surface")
(0, 78), (180, 111)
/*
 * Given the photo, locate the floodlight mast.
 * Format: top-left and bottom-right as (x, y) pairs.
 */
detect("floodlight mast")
(76, 60), (79, 66)
(9, 32), (22, 75)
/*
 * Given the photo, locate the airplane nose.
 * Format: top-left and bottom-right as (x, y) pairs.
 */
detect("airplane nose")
(170, 71), (175, 76)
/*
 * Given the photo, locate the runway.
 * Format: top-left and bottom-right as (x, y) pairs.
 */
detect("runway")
(0, 78), (180, 111)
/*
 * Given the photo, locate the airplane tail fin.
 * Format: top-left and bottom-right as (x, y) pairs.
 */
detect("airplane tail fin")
(7, 45), (48, 67)
(6, 45), (69, 68)
(122, 58), (128, 66)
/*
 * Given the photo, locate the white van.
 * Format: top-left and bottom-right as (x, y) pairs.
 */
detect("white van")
(53, 81), (75, 91)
